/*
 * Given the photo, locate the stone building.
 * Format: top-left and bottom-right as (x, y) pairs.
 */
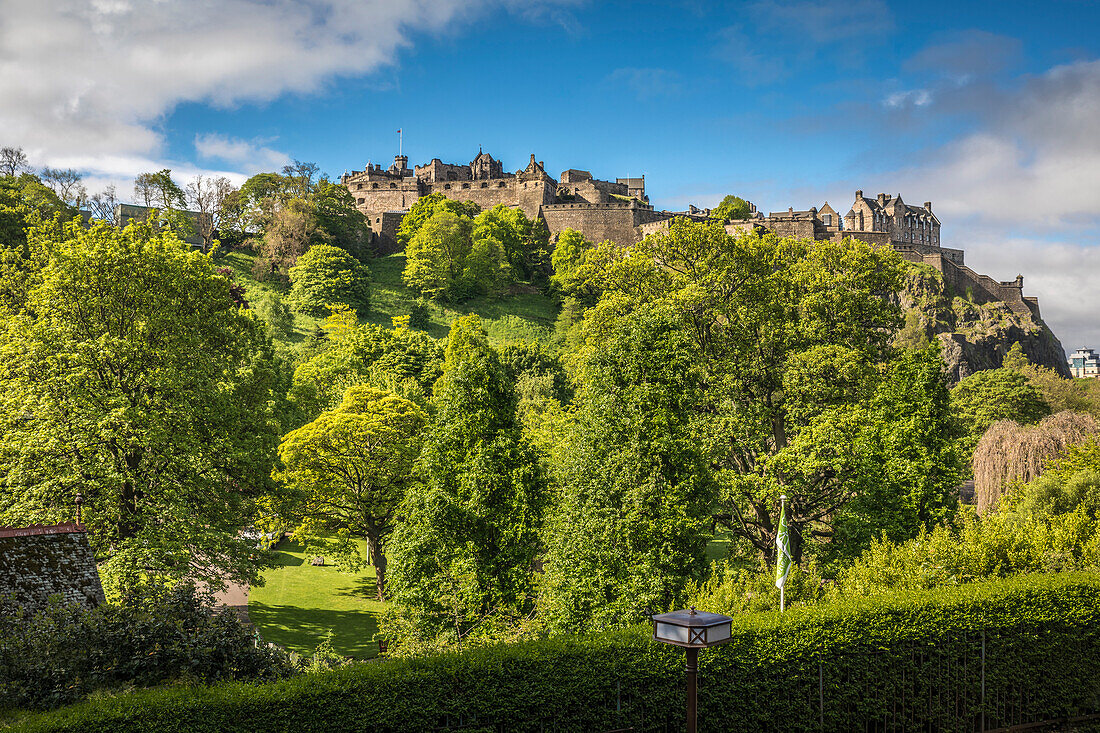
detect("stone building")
(114, 203), (208, 247)
(0, 523), (105, 611)
(342, 150), (1046, 327)
(342, 150), (651, 253)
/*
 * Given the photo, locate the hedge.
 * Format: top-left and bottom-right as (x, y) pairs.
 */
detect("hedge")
(10, 572), (1100, 732)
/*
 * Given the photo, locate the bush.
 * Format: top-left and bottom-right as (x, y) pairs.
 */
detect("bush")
(252, 291), (295, 340)
(14, 573), (1100, 731)
(0, 584), (292, 713)
(286, 244), (370, 316)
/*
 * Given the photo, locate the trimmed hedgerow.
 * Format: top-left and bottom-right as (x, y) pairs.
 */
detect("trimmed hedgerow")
(11, 573), (1100, 732)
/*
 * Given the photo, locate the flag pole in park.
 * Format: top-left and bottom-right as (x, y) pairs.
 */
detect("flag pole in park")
(775, 494), (792, 612)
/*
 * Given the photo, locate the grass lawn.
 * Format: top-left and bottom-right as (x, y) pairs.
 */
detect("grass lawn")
(248, 537), (385, 660)
(219, 247), (559, 348)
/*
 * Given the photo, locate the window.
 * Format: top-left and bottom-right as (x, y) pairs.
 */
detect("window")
(822, 214), (831, 225)
(444, 184), (451, 190)
(357, 184), (363, 190)
(462, 183), (469, 189)
(390, 183), (397, 189)
(357, 197), (364, 204)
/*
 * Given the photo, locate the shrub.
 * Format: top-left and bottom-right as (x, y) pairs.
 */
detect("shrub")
(12, 573), (1100, 731)
(0, 584), (292, 713)
(252, 290), (295, 340)
(286, 244), (370, 316)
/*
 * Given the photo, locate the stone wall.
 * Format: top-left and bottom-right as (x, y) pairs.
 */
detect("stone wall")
(543, 203), (663, 246)
(0, 524), (104, 610)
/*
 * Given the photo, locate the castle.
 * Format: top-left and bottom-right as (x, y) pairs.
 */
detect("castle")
(342, 150), (1039, 320)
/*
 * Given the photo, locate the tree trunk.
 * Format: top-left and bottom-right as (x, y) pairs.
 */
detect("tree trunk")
(365, 531), (386, 602)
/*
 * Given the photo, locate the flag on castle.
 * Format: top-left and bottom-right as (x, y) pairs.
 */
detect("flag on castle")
(775, 495), (792, 611)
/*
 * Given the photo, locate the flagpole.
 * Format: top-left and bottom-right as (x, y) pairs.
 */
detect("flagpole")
(779, 494), (787, 613)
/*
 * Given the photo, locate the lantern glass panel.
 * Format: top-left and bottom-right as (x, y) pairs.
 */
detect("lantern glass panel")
(655, 621), (690, 646)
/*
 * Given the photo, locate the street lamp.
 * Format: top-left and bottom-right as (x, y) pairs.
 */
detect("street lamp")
(652, 607), (733, 733)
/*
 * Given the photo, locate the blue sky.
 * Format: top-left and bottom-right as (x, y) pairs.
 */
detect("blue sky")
(3, 0), (1099, 352)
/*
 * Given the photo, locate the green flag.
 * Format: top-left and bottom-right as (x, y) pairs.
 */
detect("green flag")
(775, 499), (792, 591)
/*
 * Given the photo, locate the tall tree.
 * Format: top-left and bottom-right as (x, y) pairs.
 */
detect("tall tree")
(539, 304), (714, 632)
(186, 175), (237, 252)
(580, 219), (905, 562)
(87, 185), (121, 225)
(276, 386), (427, 600)
(286, 243), (371, 316)
(0, 147), (30, 178)
(0, 219), (286, 595)
(133, 169), (186, 210)
(396, 193), (481, 247)
(40, 167), (87, 209)
(383, 316), (546, 653)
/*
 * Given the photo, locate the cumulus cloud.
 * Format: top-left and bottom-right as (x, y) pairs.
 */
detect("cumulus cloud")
(194, 134), (290, 172)
(893, 59), (1100, 228)
(0, 0), (576, 168)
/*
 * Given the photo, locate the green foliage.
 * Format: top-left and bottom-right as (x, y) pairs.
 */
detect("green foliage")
(382, 316), (547, 655)
(275, 385), (428, 600)
(1003, 341), (1093, 413)
(252, 290), (295, 340)
(580, 220), (906, 563)
(395, 192), (481, 247)
(712, 194), (752, 220)
(828, 343), (965, 563)
(0, 584), (291, 712)
(472, 204), (545, 281)
(549, 227), (597, 301)
(310, 179), (372, 261)
(288, 319), (443, 421)
(951, 367), (1052, 455)
(402, 210), (511, 301)
(539, 305), (714, 632)
(286, 244), (371, 317)
(0, 220), (287, 595)
(14, 574), (1100, 732)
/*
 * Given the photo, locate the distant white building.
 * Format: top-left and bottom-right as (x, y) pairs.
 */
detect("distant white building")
(1068, 348), (1100, 378)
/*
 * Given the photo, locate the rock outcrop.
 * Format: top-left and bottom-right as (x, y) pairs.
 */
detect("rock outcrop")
(894, 263), (1069, 382)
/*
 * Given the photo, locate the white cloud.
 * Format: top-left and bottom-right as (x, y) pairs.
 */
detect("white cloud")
(194, 134), (290, 171)
(891, 59), (1100, 228)
(0, 0), (576, 170)
(884, 89), (931, 108)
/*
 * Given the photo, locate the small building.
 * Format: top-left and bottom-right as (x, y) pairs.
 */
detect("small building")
(1068, 348), (1100, 378)
(0, 523), (105, 611)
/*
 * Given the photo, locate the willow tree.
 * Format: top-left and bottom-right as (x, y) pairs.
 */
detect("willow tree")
(973, 410), (1098, 513)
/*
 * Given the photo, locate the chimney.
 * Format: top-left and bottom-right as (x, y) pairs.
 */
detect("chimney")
(924, 201), (932, 212)
(877, 193), (886, 205)
(855, 189), (863, 199)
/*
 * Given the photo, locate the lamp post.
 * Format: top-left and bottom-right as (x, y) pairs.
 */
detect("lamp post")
(652, 607), (733, 733)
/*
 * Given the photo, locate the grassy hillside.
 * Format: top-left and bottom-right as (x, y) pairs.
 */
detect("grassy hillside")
(220, 248), (559, 347)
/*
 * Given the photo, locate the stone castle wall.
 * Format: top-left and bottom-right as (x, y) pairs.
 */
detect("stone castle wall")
(542, 203), (665, 246)
(0, 524), (104, 610)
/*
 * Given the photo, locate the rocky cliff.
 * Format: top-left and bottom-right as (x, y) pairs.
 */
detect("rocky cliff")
(894, 263), (1069, 382)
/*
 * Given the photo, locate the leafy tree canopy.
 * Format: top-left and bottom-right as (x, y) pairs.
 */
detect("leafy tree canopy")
(396, 193), (481, 247)
(286, 243), (371, 317)
(0, 219), (287, 596)
(276, 385), (428, 600)
(382, 315), (546, 654)
(950, 367), (1051, 456)
(712, 194), (752, 221)
(402, 209), (508, 301)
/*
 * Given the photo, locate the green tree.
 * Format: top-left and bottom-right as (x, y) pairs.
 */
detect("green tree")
(132, 169), (194, 241)
(382, 316), (546, 653)
(312, 179), (372, 261)
(286, 244), (371, 316)
(581, 219), (905, 562)
(1002, 342), (1091, 414)
(253, 197), (318, 280)
(712, 194), (751, 221)
(0, 220), (286, 595)
(396, 193), (481, 247)
(950, 367), (1051, 456)
(402, 210), (487, 301)
(549, 228), (596, 299)
(288, 319), (443, 422)
(539, 304), (714, 632)
(253, 291), (296, 340)
(276, 386), (428, 600)
(829, 343), (965, 562)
